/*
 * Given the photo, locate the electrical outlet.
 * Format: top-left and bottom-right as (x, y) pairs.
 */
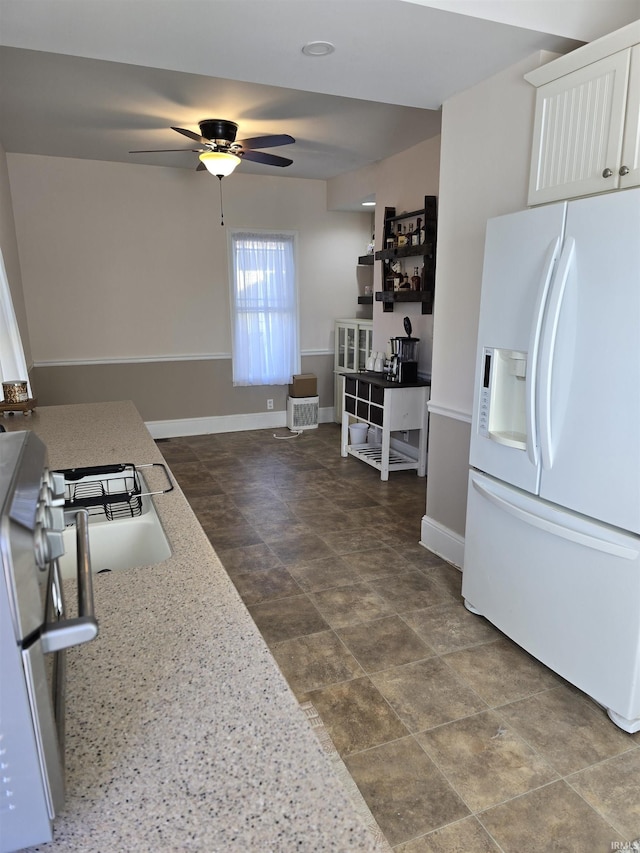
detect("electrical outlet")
(267, 399), (274, 410)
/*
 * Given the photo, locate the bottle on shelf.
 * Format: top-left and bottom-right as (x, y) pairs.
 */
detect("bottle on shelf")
(397, 223), (407, 247)
(413, 218), (423, 246)
(411, 267), (421, 291)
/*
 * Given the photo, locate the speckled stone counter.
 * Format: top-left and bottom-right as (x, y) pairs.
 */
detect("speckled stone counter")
(4, 402), (378, 852)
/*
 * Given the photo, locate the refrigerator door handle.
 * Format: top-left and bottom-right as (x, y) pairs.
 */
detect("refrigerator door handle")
(537, 237), (575, 471)
(471, 475), (638, 559)
(526, 237), (561, 468)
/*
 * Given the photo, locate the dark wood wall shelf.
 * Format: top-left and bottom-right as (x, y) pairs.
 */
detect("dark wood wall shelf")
(358, 295), (373, 304)
(357, 254), (374, 265)
(376, 196), (437, 314)
(375, 242), (435, 261)
(375, 290), (433, 308)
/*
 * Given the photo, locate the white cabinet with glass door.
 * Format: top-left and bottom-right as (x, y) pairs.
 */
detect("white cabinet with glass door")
(334, 319), (372, 423)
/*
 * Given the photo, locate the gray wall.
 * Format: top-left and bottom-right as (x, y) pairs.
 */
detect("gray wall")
(31, 353), (333, 424)
(422, 51), (556, 566)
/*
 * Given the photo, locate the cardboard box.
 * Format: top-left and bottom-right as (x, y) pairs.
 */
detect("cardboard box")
(288, 373), (317, 397)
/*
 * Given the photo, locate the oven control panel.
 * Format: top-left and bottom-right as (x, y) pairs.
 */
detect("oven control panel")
(34, 470), (66, 570)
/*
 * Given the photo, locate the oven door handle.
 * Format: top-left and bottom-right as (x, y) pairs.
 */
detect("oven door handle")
(41, 509), (99, 654)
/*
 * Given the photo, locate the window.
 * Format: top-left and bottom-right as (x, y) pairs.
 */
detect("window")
(229, 231), (300, 386)
(0, 248), (32, 399)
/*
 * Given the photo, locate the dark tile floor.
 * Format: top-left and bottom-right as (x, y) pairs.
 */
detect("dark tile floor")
(158, 423), (640, 852)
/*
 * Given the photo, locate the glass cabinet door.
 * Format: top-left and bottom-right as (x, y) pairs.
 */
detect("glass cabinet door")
(337, 325), (347, 370)
(336, 324), (357, 371)
(345, 326), (357, 371)
(357, 326), (373, 371)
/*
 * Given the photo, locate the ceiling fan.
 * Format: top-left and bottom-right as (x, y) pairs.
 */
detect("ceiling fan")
(129, 118), (295, 176)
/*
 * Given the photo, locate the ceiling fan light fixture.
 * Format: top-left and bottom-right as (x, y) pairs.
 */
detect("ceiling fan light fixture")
(301, 40), (335, 57)
(199, 150), (241, 177)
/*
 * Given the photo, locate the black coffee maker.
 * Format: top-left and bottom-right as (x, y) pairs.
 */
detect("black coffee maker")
(385, 317), (420, 383)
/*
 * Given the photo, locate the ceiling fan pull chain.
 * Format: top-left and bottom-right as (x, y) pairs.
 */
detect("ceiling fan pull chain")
(218, 175), (225, 226)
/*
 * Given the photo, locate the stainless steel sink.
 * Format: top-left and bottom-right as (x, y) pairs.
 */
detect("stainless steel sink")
(57, 468), (172, 578)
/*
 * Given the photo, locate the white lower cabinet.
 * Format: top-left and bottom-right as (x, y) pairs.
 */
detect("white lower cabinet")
(340, 374), (430, 481)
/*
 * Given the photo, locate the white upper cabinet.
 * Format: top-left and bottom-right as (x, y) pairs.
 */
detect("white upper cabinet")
(622, 45), (640, 190)
(525, 21), (640, 205)
(528, 47), (639, 205)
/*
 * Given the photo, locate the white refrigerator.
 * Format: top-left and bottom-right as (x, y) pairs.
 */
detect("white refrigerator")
(462, 187), (640, 733)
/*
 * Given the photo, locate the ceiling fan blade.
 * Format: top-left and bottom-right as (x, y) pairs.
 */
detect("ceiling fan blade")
(236, 134), (295, 150)
(241, 150), (293, 168)
(129, 148), (201, 153)
(171, 126), (210, 145)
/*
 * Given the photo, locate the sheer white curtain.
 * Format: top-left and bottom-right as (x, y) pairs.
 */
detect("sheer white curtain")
(229, 231), (300, 386)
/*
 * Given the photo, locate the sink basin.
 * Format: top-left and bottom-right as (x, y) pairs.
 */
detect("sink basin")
(58, 472), (171, 578)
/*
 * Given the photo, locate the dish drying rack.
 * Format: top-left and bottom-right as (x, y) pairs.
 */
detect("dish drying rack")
(56, 463), (173, 522)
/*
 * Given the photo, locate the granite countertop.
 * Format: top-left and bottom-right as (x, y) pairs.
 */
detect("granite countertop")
(4, 401), (377, 852)
(340, 371), (431, 389)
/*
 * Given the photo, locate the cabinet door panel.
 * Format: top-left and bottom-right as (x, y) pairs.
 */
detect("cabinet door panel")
(528, 50), (630, 205)
(335, 325), (346, 370)
(357, 325), (373, 371)
(345, 326), (357, 370)
(356, 380), (371, 401)
(370, 405), (384, 427)
(621, 44), (640, 189)
(371, 385), (384, 406)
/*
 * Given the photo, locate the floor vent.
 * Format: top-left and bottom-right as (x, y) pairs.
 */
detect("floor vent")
(286, 395), (319, 431)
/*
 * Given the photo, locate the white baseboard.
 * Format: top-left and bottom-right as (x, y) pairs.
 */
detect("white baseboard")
(146, 406), (335, 439)
(420, 515), (464, 570)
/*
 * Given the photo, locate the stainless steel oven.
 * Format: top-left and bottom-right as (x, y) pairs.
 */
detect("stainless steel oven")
(0, 430), (98, 853)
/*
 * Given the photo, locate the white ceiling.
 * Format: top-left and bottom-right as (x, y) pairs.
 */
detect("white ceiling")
(1, 0), (638, 196)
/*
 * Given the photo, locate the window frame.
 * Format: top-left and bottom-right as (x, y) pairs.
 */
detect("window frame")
(0, 248), (32, 400)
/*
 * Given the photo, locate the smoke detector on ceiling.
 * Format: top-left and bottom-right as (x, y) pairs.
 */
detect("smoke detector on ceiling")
(301, 41), (335, 57)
